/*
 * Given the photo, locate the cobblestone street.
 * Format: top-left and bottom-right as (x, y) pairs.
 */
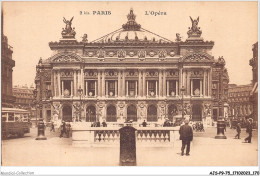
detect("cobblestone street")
(1, 127), (258, 166)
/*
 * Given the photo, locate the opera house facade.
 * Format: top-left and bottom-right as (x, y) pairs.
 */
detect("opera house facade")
(35, 9), (229, 126)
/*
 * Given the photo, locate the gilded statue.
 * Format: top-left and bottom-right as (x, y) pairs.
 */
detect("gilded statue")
(187, 16), (202, 38)
(62, 17), (76, 38)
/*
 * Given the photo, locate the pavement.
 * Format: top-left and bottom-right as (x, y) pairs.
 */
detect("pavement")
(1, 126), (258, 166)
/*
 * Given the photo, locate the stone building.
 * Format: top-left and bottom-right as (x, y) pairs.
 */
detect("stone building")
(249, 42), (258, 121)
(228, 84), (253, 120)
(13, 85), (36, 121)
(1, 11), (15, 108)
(35, 9), (228, 125)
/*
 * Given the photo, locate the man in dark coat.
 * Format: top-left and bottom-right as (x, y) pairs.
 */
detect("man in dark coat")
(245, 119), (253, 143)
(235, 122), (241, 139)
(142, 120), (147, 127)
(179, 119), (193, 156)
(59, 121), (66, 138)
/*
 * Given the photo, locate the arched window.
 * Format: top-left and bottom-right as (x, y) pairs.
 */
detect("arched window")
(127, 105), (137, 122)
(62, 105), (72, 122)
(86, 105), (96, 122)
(147, 105), (157, 122)
(107, 105), (117, 122)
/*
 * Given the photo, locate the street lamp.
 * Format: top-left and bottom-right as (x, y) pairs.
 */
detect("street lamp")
(180, 86), (185, 120)
(33, 89), (38, 126)
(77, 86), (83, 122)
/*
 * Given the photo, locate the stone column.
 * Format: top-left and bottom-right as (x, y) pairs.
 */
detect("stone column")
(71, 81), (73, 96)
(115, 81), (118, 96)
(122, 70), (125, 97)
(98, 70), (101, 97)
(58, 70), (61, 97)
(146, 81), (149, 96)
(163, 70), (166, 97)
(53, 70), (57, 97)
(176, 80), (179, 96)
(61, 80), (64, 96)
(142, 70), (146, 97)
(200, 79), (203, 96)
(74, 70), (77, 96)
(102, 70), (105, 97)
(156, 81), (158, 96)
(159, 70), (163, 97)
(81, 68), (84, 95)
(95, 81), (97, 97)
(126, 80), (129, 96)
(207, 69), (210, 96)
(209, 69), (212, 96)
(118, 71), (121, 96)
(138, 69), (142, 97)
(203, 70), (206, 96)
(187, 70), (190, 95)
(86, 81), (88, 97)
(167, 81), (169, 96)
(191, 80), (193, 96)
(135, 81), (138, 96)
(105, 81), (108, 96)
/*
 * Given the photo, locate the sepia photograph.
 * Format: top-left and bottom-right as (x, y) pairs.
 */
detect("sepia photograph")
(1, 1), (259, 175)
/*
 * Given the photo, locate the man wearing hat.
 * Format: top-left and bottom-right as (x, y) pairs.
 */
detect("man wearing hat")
(245, 119), (253, 143)
(179, 119), (193, 156)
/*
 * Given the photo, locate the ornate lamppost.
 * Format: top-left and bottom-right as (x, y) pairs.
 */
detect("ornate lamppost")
(33, 89), (38, 127)
(180, 86), (185, 120)
(77, 86), (83, 122)
(215, 68), (227, 139)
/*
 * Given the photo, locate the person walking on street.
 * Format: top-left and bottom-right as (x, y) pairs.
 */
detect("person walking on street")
(235, 122), (241, 139)
(59, 121), (66, 138)
(50, 121), (55, 132)
(245, 119), (253, 143)
(179, 119), (193, 156)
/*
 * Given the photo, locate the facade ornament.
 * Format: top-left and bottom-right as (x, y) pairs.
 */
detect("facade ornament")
(138, 50), (146, 61)
(52, 53), (82, 63)
(175, 33), (182, 42)
(122, 8), (141, 31)
(61, 17), (76, 38)
(158, 49), (167, 60)
(217, 56), (226, 66)
(81, 34), (88, 43)
(187, 16), (202, 38)
(117, 49), (126, 61)
(73, 102), (83, 122)
(204, 103), (211, 116)
(149, 51), (156, 57)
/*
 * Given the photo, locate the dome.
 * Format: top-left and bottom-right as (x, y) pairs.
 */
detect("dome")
(91, 9), (172, 44)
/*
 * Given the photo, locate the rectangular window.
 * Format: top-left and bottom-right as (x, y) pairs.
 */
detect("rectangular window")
(148, 80), (156, 96)
(127, 81), (137, 96)
(8, 113), (14, 122)
(86, 80), (96, 96)
(192, 79), (202, 96)
(107, 80), (116, 96)
(169, 80), (176, 96)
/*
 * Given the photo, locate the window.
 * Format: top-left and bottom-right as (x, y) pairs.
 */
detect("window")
(192, 79), (202, 96)
(147, 80), (157, 96)
(86, 80), (96, 96)
(2, 113), (7, 122)
(168, 80), (177, 96)
(8, 113), (14, 122)
(62, 80), (72, 96)
(127, 81), (137, 96)
(106, 80), (117, 96)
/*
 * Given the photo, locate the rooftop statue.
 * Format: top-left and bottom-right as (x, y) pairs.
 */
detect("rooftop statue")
(61, 17), (76, 38)
(187, 16), (202, 38)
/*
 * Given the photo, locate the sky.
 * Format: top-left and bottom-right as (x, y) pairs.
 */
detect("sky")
(2, 1), (258, 87)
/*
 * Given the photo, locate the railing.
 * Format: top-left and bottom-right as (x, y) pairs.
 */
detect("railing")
(71, 123), (179, 147)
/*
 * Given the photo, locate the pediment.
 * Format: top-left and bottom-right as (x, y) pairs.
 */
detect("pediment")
(181, 53), (213, 62)
(51, 52), (82, 63)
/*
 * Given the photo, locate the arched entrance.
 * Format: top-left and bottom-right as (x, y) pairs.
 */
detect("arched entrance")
(192, 104), (202, 121)
(107, 105), (117, 122)
(86, 105), (96, 122)
(168, 104), (178, 122)
(62, 105), (72, 122)
(147, 105), (157, 122)
(127, 105), (137, 122)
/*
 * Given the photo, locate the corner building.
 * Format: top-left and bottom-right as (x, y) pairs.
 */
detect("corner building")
(35, 10), (228, 125)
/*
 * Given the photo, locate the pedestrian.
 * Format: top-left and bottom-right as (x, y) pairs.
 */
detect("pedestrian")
(102, 120), (107, 127)
(96, 121), (101, 127)
(142, 120), (147, 127)
(235, 122), (241, 139)
(50, 121), (55, 132)
(179, 119), (193, 156)
(59, 121), (66, 138)
(244, 119), (253, 143)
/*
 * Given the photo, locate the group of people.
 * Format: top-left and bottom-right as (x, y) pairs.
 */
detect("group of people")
(91, 120), (107, 127)
(192, 122), (205, 132)
(234, 119), (253, 143)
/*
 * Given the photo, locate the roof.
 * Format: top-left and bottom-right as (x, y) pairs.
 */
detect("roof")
(2, 107), (29, 113)
(91, 9), (173, 44)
